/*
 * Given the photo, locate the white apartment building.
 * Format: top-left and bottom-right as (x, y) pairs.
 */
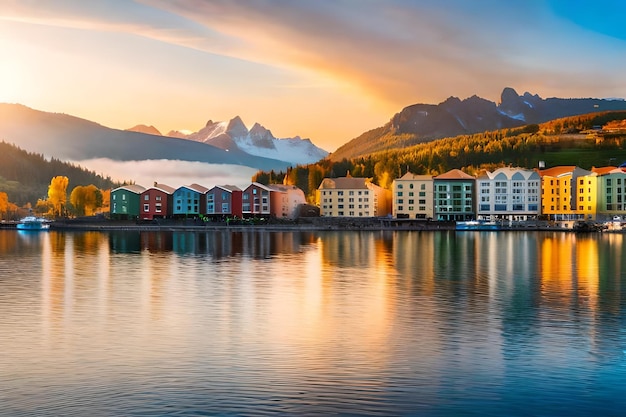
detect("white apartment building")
(392, 173), (434, 219)
(476, 167), (541, 221)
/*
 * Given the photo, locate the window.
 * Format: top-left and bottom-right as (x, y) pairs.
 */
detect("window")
(143, 204), (149, 212)
(156, 196), (161, 201)
(144, 195), (149, 200)
(155, 204), (162, 213)
(222, 203), (229, 213)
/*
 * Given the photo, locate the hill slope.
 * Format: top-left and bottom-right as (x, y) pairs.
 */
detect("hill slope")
(0, 104), (290, 172)
(0, 141), (116, 205)
(330, 88), (626, 161)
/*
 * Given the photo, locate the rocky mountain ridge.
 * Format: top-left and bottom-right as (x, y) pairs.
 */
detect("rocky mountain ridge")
(330, 87), (626, 161)
(166, 116), (328, 165)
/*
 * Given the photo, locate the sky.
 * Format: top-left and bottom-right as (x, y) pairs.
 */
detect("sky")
(1, 0), (626, 153)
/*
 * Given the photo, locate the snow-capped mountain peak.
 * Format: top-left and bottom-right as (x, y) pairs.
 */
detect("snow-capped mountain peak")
(168, 116), (328, 165)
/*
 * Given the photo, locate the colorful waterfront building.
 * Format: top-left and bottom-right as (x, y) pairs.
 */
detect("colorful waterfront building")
(242, 182), (272, 217)
(173, 184), (209, 217)
(140, 183), (175, 220)
(110, 184), (146, 219)
(206, 185), (243, 218)
(267, 184), (307, 219)
(539, 166), (593, 221)
(317, 176), (391, 217)
(392, 173), (434, 219)
(433, 169), (475, 221)
(476, 167), (541, 221)
(594, 166), (626, 220)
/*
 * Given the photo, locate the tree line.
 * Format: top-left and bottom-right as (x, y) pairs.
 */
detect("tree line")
(253, 111), (626, 202)
(0, 141), (117, 205)
(0, 141), (118, 220)
(0, 175), (110, 220)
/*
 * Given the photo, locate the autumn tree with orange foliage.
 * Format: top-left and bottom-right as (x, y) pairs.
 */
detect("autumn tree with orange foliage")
(70, 184), (103, 216)
(0, 192), (19, 220)
(47, 176), (69, 217)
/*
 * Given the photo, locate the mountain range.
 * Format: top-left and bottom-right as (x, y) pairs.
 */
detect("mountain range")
(0, 104), (304, 172)
(163, 116), (328, 165)
(330, 87), (626, 161)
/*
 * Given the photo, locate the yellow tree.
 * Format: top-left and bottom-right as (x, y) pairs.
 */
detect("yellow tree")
(48, 176), (69, 217)
(35, 198), (53, 217)
(70, 184), (101, 216)
(100, 189), (110, 214)
(0, 192), (8, 220)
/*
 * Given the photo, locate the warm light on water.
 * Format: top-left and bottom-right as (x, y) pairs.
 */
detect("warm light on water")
(1, 230), (626, 416)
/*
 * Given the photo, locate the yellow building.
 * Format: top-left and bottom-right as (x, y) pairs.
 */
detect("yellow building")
(539, 166), (594, 220)
(317, 176), (391, 217)
(392, 173), (434, 219)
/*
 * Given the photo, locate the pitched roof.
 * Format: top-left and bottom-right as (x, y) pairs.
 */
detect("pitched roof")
(434, 169), (475, 180)
(210, 184), (242, 193)
(145, 183), (175, 194)
(318, 177), (370, 190)
(113, 184), (146, 194)
(188, 183), (209, 193)
(396, 172), (433, 181)
(592, 166), (618, 175)
(267, 184), (301, 192)
(538, 165), (577, 177)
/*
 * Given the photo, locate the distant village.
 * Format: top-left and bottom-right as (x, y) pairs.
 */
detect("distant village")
(110, 163), (626, 228)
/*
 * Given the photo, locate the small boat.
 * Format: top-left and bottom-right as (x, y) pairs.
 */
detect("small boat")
(16, 216), (50, 231)
(456, 220), (500, 231)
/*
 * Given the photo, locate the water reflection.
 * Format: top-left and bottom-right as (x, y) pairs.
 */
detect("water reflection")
(1, 230), (626, 415)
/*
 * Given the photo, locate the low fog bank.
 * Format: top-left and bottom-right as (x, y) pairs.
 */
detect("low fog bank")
(75, 158), (259, 189)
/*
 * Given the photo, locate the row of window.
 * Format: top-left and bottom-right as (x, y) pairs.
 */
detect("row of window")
(322, 204), (370, 210)
(321, 190), (369, 196)
(396, 183), (427, 190)
(321, 197), (370, 203)
(480, 204), (539, 211)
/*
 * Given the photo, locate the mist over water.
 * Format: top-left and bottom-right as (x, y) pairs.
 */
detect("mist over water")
(1, 230), (625, 416)
(75, 158), (257, 188)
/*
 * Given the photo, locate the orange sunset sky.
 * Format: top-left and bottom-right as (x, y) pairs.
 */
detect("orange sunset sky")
(1, 0), (625, 152)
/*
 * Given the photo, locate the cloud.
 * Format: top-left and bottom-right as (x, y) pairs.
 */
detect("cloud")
(76, 158), (257, 189)
(139, 0), (626, 101)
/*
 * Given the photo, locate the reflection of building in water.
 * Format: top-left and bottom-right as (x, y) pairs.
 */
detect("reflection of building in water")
(109, 231), (142, 253)
(318, 231), (380, 268)
(537, 234), (613, 314)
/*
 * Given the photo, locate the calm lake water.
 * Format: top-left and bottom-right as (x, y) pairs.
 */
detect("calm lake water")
(1, 229), (626, 416)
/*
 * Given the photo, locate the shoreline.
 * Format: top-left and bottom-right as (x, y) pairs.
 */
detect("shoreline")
(3, 218), (622, 233)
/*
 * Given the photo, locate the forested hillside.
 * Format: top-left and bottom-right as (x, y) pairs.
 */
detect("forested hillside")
(253, 111), (626, 202)
(0, 141), (118, 205)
